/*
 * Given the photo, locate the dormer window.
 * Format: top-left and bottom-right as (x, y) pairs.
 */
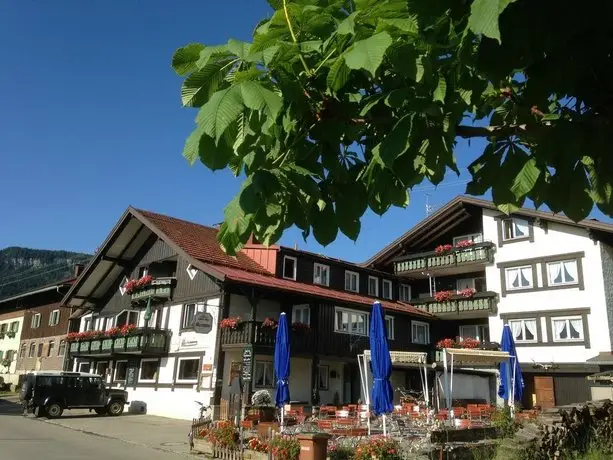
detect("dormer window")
(283, 256), (297, 280)
(368, 276), (379, 297)
(382, 280), (393, 300)
(313, 263), (330, 286)
(502, 218), (529, 241)
(345, 271), (359, 293)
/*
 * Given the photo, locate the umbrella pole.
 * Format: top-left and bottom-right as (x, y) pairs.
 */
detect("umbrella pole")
(442, 349), (450, 413)
(363, 353), (371, 436)
(382, 414), (387, 437)
(511, 356), (517, 418)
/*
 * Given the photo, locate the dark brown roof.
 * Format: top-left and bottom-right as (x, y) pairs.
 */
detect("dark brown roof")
(365, 195), (613, 267)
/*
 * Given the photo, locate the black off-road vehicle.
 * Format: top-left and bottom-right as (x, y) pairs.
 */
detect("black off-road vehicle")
(20, 371), (128, 418)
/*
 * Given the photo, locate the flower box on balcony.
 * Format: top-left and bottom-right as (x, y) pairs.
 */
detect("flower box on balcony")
(131, 277), (175, 303)
(89, 340), (102, 353)
(79, 341), (90, 353)
(394, 242), (495, 275)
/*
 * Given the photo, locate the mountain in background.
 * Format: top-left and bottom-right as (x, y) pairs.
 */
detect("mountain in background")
(0, 247), (91, 300)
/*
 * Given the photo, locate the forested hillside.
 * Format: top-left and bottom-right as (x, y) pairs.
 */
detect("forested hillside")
(0, 247), (90, 300)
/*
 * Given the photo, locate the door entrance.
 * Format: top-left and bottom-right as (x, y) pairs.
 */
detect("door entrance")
(534, 376), (556, 408)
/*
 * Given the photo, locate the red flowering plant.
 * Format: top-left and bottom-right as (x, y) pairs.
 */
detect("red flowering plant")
(291, 322), (310, 331)
(66, 332), (81, 342)
(105, 327), (121, 337)
(220, 317), (241, 329)
(458, 337), (481, 349)
(434, 290), (454, 302)
(90, 330), (105, 339)
(354, 436), (401, 460)
(435, 244), (453, 255)
(247, 437), (269, 453)
(124, 275), (153, 295)
(327, 441), (354, 460)
(456, 240), (476, 248)
(262, 317), (278, 329)
(458, 288), (477, 298)
(196, 427), (211, 439)
(120, 324), (137, 336)
(207, 425), (238, 448)
(436, 338), (457, 350)
(269, 435), (300, 460)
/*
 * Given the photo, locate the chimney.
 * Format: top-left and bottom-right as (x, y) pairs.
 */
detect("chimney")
(73, 263), (85, 278)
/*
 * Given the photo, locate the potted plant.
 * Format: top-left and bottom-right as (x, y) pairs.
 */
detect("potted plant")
(246, 438), (269, 460)
(191, 427), (215, 455)
(435, 244), (453, 255)
(262, 317), (277, 329)
(269, 435), (300, 460)
(250, 390), (276, 422)
(124, 275), (153, 295)
(455, 240), (475, 248)
(354, 436), (401, 460)
(434, 290), (454, 302)
(220, 317), (242, 329)
(208, 424), (239, 449)
(458, 288), (477, 298)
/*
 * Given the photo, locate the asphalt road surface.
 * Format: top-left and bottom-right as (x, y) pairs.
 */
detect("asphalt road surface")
(0, 399), (189, 460)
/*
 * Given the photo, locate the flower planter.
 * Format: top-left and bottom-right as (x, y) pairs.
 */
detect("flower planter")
(244, 450), (269, 460)
(192, 437), (214, 455)
(250, 406), (276, 422)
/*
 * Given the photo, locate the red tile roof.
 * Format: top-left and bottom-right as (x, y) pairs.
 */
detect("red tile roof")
(135, 209), (270, 274)
(211, 265), (431, 317)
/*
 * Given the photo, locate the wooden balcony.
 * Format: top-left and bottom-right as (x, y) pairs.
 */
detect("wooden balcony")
(394, 242), (495, 277)
(68, 328), (171, 358)
(411, 291), (498, 318)
(220, 321), (314, 355)
(131, 277), (176, 304)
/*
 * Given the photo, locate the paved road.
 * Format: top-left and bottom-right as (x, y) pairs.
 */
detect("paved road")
(0, 399), (192, 460)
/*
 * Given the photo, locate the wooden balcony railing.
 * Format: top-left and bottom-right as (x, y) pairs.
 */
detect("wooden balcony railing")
(220, 321), (314, 354)
(411, 291), (498, 317)
(131, 277), (176, 304)
(68, 328), (171, 357)
(394, 242), (495, 275)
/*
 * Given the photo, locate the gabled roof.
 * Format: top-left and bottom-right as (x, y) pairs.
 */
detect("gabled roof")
(0, 277), (75, 306)
(365, 195), (613, 267)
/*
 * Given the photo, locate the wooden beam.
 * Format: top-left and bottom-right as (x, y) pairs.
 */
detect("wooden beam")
(101, 256), (131, 266)
(411, 210), (471, 248)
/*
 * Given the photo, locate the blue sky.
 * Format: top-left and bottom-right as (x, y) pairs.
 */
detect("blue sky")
(1, 1), (610, 263)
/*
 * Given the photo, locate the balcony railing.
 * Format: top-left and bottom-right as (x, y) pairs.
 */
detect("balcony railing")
(131, 277), (176, 304)
(394, 242), (495, 275)
(68, 328), (170, 357)
(411, 291), (498, 317)
(220, 320), (314, 353)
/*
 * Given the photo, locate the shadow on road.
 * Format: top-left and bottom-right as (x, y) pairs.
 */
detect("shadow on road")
(57, 412), (144, 420)
(0, 398), (24, 416)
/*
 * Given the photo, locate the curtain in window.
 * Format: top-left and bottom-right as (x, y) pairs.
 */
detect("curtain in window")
(554, 320), (567, 339)
(509, 270), (520, 288)
(509, 321), (522, 340)
(520, 267), (531, 286)
(569, 318), (582, 339)
(524, 320), (537, 340)
(514, 220), (528, 237)
(564, 261), (578, 282)
(548, 262), (562, 284)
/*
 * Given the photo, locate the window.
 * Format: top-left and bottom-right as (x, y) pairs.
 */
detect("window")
(115, 311), (138, 327)
(78, 362), (90, 373)
(83, 318), (91, 331)
(552, 316), (583, 342)
(177, 358), (200, 382)
(459, 325), (490, 342)
(139, 359), (158, 382)
(37, 343), (43, 357)
(292, 304), (310, 326)
(137, 266), (148, 278)
(283, 256), (297, 280)
(49, 309), (60, 326)
(28, 343), (35, 357)
(254, 361), (274, 388)
(96, 361), (109, 377)
(313, 263), (330, 286)
(31, 313), (41, 329)
(502, 218), (529, 240)
(0, 323), (7, 333)
(368, 276), (379, 297)
(508, 319), (537, 343)
(10, 321), (19, 332)
(6, 350), (14, 362)
(114, 361), (128, 381)
(47, 341), (55, 357)
(453, 233), (483, 245)
(505, 266), (533, 290)
(58, 340), (66, 357)
(547, 260), (578, 286)
(382, 280), (393, 300)
(411, 321), (430, 345)
(19, 343), (26, 358)
(456, 278), (476, 292)
(335, 307), (368, 336)
(385, 316), (395, 340)
(398, 284), (411, 302)
(182, 302), (205, 329)
(344, 271), (359, 293)
(317, 365), (329, 390)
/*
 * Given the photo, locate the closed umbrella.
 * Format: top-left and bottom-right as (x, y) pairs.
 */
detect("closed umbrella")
(369, 301), (394, 435)
(274, 312), (290, 427)
(498, 324), (524, 415)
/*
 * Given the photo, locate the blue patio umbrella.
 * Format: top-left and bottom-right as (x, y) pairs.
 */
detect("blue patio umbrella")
(274, 312), (290, 410)
(369, 301), (394, 417)
(498, 324), (524, 404)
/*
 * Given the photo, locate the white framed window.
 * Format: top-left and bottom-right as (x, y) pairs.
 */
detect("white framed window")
(177, 357), (200, 383)
(292, 304), (310, 325)
(254, 361), (275, 388)
(313, 263), (330, 286)
(186, 263), (198, 281)
(31, 313), (41, 329)
(49, 309), (60, 326)
(552, 316), (584, 342)
(139, 359), (159, 382)
(47, 340), (55, 357)
(398, 284), (411, 302)
(345, 271), (359, 293)
(137, 266), (149, 278)
(505, 266), (533, 290)
(334, 307), (368, 336)
(547, 260), (578, 286)
(282, 256), (297, 280)
(502, 218), (529, 240)
(83, 318), (91, 331)
(453, 233), (484, 245)
(456, 278), (476, 292)
(10, 321), (19, 332)
(78, 362), (90, 373)
(114, 360), (128, 381)
(58, 340), (66, 357)
(385, 316), (395, 340)
(459, 324), (489, 342)
(317, 365), (329, 390)
(119, 276), (129, 296)
(182, 302), (205, 329)
(116, 310), (139, 327)
(411, 321), (430, 345)
(508, 319), (538, 343)
(382, 280), (393, 300)
(368, 276), (379, 297)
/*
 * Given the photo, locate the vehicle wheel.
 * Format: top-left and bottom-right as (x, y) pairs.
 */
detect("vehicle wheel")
(45, 403), (63, 419)
(33, 406), (45, 418)
(107, 401), (124, 416)
(94, 408), (107, 415)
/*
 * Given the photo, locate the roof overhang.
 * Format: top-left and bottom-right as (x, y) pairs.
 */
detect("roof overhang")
(0, 283), (72, 305)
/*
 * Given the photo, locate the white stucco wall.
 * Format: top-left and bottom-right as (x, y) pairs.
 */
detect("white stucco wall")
(483, 209), (611, 364)
(0, 316), (23, 385)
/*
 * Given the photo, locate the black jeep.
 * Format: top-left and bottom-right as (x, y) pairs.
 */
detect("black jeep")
(20, 371), (128, 418)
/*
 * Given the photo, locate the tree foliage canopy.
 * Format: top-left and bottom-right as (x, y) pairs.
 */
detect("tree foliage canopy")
(173, 0), (613, 254)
